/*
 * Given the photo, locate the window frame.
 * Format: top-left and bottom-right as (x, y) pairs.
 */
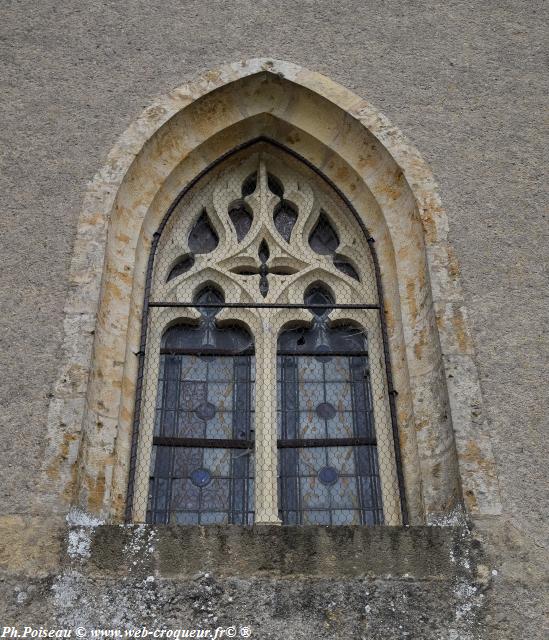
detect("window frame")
(277, 310), (385, 526)
(126, 138), (408, 525)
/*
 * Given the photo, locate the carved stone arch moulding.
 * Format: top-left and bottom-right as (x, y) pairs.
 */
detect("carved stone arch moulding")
(38, 58), (502, 525)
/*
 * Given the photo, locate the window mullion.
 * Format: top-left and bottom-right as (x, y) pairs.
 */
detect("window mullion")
(253, 313), (282, 525)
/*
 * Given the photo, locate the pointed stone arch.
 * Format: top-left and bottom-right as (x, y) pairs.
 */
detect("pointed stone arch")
(38, 58), (501, 524)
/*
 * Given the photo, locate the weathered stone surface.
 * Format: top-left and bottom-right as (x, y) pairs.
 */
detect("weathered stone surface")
(1, 3), (547, 638)
(34, 63), (492, 526)
(1, 522), (491, 639)
(2, 518), (545, 638)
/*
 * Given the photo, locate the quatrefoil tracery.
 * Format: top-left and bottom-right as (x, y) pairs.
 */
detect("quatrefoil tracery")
(154, 151), (370, 306)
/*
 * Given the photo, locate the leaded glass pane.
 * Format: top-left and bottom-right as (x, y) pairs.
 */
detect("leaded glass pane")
(267, 173), (284, 198)
(167, 254), (195, 281)
(333, 254), (360, 281)
(308, 211), (339, 255)
(241, 172), (257, 197)
(273, 201), (298, 242)
(188, 210), (218, 254)
(277, 312), (384, 525)
(228, 203), (253, 241)
(147, 318), (255, 524)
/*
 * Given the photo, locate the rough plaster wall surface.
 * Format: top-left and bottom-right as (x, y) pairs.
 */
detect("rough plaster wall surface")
(1, 1), (547, 638)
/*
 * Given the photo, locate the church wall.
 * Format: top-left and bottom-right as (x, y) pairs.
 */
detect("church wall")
(1, 2), (547, 638)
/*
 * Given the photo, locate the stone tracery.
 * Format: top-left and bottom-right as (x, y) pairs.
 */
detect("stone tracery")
(38, 60), (501, 528)
(133, 146), (402, 524)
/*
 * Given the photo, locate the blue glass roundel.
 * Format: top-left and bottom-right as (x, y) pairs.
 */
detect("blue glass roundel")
(316, 402), (337, 420)
(190, 469), (212, 488)
(195, 401), (216, 421)
(318, 466), (339, 486)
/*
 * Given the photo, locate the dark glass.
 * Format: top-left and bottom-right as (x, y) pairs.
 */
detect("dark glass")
(267, 173), (284, 198)
(304, 284), (334, 317)
(333, 255), (360, 281)
(167, 254), (195, 281)
(258, 240), (270, 298)
(188, 210), (218, 254)
(147, 292), (255, 525)
(269, 266), (298, 275)
(229, 203), (253, 242)
(195, 286), (223, 317)
(309, 211), (339, 255)
(278, 323), (367, 357)
(162, 320), (253, 355)
(277, 290), (383, 525)
(230, 267), (259, 276)
(273, 201), (298, 243)
(258, 239), (270, 263)
(241, 172), (257, 198)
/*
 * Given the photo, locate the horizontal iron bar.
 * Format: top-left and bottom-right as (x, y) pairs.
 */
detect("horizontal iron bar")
(150, 477), (251, 482)
(153, 436), (377, 449)
(147, 508), (254, 513)
(153, 437), (252, 449)
(277, 437), (377, 448)
(149, 302), (380, 310)
(159, 348), (367, 357)
(277, 507), (379, 513)
(277, 350), (369, 357)
(160, 348), (254, 356)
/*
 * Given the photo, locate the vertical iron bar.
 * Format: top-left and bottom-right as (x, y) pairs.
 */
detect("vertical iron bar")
(125, 229), (161, 523)
(368, 237), (409, 525)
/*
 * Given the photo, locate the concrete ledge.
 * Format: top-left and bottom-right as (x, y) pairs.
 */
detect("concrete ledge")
(1, 522), (493, 637)
(81, 525), (479, 580)
(0, 520), (484, 583)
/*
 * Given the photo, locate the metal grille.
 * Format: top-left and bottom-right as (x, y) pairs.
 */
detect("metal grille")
(146, 287), (255, 524)
(126, 138), (407, 526)
(277, 316), (384, 525)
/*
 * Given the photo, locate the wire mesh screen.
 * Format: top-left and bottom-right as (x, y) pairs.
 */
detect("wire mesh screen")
(277, 323), (384, 526)
(147, 317), (255, 524)
(127, 141), (406, 526)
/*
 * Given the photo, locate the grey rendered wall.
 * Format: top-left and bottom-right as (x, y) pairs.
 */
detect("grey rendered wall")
(1, 1), (547, 638)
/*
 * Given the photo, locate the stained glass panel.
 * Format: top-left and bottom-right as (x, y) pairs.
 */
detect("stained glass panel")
(147, 304), (255, 525)
(277, 305), (384, 525)
(308, 211), (339, 255)
(167, 254), (195, 281)
(228, 203), (253, 241)
(188, 210), (219, 254)
(273, 201), (298, 242)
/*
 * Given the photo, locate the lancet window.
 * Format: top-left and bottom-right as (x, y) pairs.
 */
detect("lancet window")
(129, 143), (404, 525)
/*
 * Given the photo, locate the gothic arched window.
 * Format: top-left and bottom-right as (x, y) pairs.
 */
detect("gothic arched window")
(277, 285), (384, 525)
(147, 286), (255, 524)
(128, 141), (405, 526)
